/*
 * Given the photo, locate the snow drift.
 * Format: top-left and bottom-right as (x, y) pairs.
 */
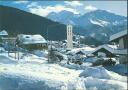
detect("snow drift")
(79, 67), (111, 79)
(0, 53), (127, 90)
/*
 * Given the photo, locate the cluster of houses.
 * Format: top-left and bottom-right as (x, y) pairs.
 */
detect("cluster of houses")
(0, 29), (127, 64)
(62, 30), (128, 64)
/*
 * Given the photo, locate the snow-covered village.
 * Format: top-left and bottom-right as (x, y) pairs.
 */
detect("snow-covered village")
(0, 1), (128, 90)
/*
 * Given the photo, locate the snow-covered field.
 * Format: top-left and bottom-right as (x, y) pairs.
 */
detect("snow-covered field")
(0, 52), (127, 90)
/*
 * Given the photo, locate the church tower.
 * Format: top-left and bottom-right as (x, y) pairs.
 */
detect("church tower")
(67, 24), (73, 49)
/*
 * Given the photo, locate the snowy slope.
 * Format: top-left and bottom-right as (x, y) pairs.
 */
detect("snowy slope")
(0, 52), (127, 90)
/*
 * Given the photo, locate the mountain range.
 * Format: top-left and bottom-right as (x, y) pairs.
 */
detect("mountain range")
(0, 5), (127, 45)
(47, 10), (127, 42)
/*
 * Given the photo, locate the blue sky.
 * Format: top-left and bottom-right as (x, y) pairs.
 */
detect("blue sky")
(0, 1), (127, 17)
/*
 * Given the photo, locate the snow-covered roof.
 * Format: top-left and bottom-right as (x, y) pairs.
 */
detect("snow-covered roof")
(67, 46), (95, 55)
(92, 44), (127, 55)
(0, 30), (8, 36)
(110, 30), (127, 42)
(92, 44), (118, 54)
(18, 34), (47, 45)
(107, 45), (118, 49)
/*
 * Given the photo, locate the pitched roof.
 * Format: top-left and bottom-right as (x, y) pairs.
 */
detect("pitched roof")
(92, 44), (127, 55)
(17, 34), (47, 45)
(110, 30), (127, 42)
(92, 44), (116, 54)
(0, 30), (8, 36)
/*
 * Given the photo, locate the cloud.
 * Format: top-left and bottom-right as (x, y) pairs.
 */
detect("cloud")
(14, 0), (29, 4)
(27, 2), (38, 8)
(28, 3), (79, 17)
(84, 5), (97, 11)
(64, 1), (83, 7)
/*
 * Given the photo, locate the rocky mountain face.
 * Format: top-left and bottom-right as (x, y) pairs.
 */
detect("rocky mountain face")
(47, 10), (80, 25)
(47, 10), (127, 43)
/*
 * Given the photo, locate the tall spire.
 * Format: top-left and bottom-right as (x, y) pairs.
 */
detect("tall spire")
(67, 24), (73, 49)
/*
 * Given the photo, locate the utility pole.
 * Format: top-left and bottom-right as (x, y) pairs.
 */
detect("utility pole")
(8, 42), (10, 57)
(18, 50), (19, 60)
(16, 45), (19, 60)
(14, 42), (16, 59)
